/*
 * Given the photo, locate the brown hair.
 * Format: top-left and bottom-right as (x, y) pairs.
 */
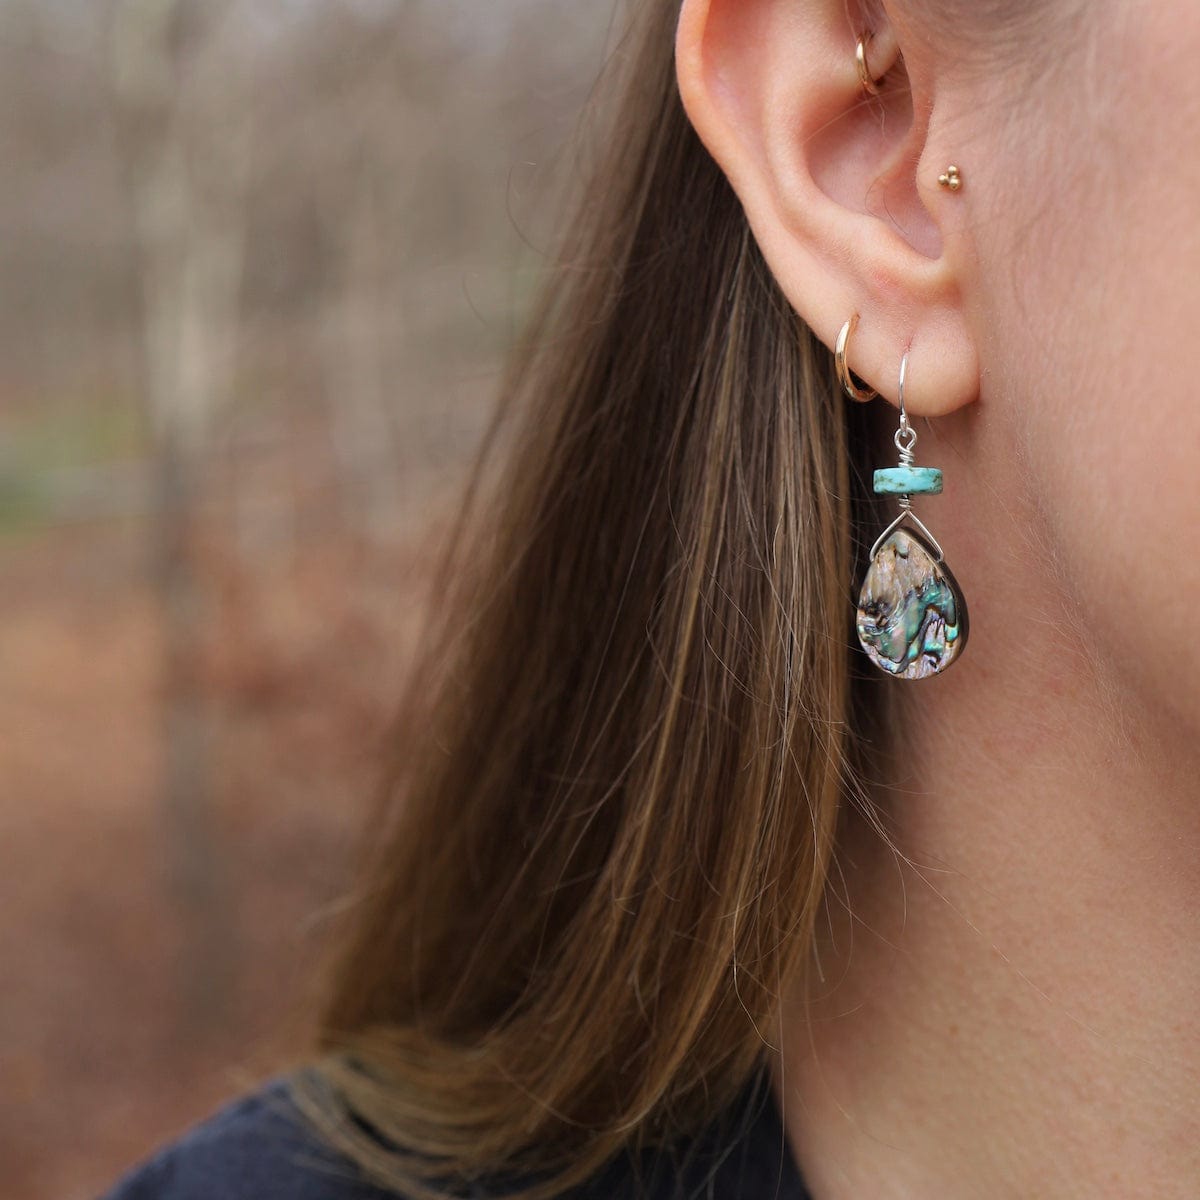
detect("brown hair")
(294, 2), (890, 1196)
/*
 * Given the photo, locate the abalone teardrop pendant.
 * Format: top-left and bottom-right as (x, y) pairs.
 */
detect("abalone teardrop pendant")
(856, 525), (968, 679)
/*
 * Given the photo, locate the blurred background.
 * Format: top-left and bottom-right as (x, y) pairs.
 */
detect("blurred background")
(0, 2), (614, 1194)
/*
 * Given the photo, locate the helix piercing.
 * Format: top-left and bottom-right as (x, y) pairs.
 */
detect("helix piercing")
(855, 33), (882, 97)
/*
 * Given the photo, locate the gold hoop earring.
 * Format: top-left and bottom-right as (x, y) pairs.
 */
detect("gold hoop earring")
(835, 314), (879, 401)
(855, 33), (882, 96)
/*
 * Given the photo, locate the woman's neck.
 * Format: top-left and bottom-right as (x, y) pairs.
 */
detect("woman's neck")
(770, 536), (1200, 1198)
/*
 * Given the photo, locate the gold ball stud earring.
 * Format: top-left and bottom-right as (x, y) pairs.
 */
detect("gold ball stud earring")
(937, 165), (963, 191)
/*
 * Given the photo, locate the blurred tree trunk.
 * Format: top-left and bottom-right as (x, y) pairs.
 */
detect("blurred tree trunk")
(320, 167), (403, 546)
(109, 0), (250, 1030)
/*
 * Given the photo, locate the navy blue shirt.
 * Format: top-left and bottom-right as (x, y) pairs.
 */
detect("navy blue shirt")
(100, 1062), (812, 1199)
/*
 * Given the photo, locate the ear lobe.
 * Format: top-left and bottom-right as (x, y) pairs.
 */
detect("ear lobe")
(675, 0), (978, 417)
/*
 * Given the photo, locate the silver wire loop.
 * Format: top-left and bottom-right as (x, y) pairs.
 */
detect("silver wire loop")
(869, 508), (944, 563)
(897, 352), (912, 456)
(868, 346), (944, 562)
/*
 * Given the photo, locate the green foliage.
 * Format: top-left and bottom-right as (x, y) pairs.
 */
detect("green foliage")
(0, 396), (145, 535)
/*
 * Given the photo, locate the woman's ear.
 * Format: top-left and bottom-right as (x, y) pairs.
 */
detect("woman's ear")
(675, 0), (978, 416)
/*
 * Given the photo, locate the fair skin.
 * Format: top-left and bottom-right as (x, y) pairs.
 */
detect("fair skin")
(676, 1), (1200, 1198)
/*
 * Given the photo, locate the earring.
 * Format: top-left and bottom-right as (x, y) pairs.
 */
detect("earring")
(854, 350), (969, 679)
(836, 314), (879, 402)
(937, 165), (963, 191)
(855, 33), (882, 96)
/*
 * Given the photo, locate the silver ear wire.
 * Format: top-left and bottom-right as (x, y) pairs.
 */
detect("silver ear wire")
(876, 349), (939, 558)
(894, 349), (917, 461)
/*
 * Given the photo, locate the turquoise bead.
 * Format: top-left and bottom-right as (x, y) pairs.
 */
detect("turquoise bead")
(874, 466), (943, 495)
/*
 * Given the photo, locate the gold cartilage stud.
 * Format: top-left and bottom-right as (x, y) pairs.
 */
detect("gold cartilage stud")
(937, 165), (962, 191)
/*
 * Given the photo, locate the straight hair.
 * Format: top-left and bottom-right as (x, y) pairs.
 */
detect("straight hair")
(293, 2), (891, 1196)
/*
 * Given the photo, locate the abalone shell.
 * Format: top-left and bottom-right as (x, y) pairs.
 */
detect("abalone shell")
(856, 527), (968, 679)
